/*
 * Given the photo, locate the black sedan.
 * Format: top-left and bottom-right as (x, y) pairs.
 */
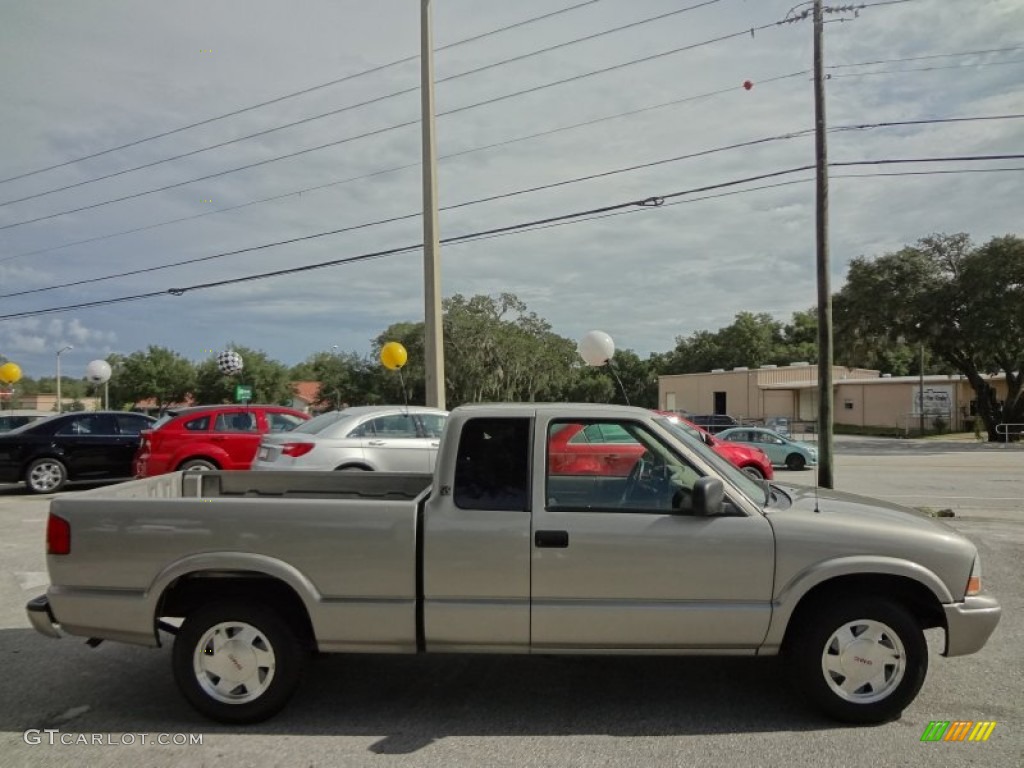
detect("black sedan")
(0, 411), (156, 493)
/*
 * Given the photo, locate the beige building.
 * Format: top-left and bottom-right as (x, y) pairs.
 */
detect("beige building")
(13, 394), (103, 412)
(659, 364), (1011, 433)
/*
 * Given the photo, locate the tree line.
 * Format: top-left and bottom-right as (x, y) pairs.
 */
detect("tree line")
(3, 233), (1020, 440)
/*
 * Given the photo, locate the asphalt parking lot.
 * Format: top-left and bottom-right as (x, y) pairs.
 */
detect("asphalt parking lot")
(0, 437), (1020, 768)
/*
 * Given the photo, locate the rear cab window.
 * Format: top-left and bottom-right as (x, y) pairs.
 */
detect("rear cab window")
(454, 418), (531, 512)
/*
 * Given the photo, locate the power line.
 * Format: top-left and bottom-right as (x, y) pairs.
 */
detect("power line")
(0, 70), (812, 265)
(4, 115), (1022, 299)
(0, 130), (817, 299)
(0, 166), (818, 321)
(827, 45), (1024, 69)
(828, 57), (1024, 79)
(0, 0), (605, 186)
(4, 161), (1022, 322)
(0, 1), (726, 209)
(0, 16), (787, 232)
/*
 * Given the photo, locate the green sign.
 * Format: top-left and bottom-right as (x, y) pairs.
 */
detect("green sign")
(234, 384), (253, 402)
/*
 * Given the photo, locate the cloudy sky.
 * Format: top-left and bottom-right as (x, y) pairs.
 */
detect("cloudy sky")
(1, 0), (1021, 380)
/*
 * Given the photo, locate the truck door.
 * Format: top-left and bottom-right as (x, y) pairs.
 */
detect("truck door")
(421, 416), (532, 652)
(531, 416), (775, 651)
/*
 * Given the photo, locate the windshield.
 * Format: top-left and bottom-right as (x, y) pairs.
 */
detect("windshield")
(653, 416), (768, 505)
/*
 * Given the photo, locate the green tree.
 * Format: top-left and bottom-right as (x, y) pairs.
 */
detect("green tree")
(835, 233), (1024, 441)
(193, 346), (292, 405)
(106, 347), (195, 410)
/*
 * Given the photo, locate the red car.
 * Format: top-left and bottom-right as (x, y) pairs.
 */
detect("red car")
(548, 422), (644, 476)
(549, 416), (773, 481)
(133, 405), (309, 477)
(655, 411), (774, 480)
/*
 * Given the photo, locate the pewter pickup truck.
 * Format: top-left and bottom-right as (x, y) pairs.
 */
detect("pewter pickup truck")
(27, 404), (1000, 725)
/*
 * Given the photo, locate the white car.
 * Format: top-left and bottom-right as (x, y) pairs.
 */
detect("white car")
(252, 405), (448, 474)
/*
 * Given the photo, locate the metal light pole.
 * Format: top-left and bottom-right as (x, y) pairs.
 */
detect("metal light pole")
(421, 0), (445, 409)
(56, 345), (73, 413)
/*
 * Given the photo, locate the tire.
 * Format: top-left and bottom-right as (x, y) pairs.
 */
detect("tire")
(786, 597), (927, 724)
(785, 453), (807, 471)
(172, 601), (305, 724)
(25, 458), (68, 494)
(741, 465), (765, 480)
(178, 459), (217, 471)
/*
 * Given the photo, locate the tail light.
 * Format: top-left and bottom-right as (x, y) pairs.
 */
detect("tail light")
(47, 513), (71, 555)
(281, 442), (315, 458)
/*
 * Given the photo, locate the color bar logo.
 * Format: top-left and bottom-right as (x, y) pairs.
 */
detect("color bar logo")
(920, 720), (996, 742)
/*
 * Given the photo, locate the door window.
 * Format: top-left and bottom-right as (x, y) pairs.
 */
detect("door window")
(214, 412), (258, 432)
(184, 416), (211, 431)
(366, 414), (418, 438)
(546, 419), (703, 514)
(56, 415), (114, 436)
(418, 413), (447, 438)
(115, 414), (153, 435)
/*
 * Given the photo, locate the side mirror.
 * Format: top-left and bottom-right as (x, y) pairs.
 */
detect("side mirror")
(691, 476), (724, 516)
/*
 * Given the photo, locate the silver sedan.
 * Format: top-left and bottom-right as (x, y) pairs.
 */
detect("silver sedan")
(251, 405), (448, 473)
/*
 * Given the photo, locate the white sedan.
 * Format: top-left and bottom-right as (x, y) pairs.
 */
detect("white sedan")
(251, 405), (448, 474)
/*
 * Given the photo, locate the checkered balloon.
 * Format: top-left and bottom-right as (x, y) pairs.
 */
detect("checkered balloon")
(216, 349), (244, 376)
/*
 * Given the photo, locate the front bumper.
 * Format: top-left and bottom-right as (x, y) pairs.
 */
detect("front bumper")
(943, 594), (1001, 656)
(26, 595), (62, 639)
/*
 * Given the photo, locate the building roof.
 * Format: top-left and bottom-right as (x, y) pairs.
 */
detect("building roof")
(291, 381), (321, 404)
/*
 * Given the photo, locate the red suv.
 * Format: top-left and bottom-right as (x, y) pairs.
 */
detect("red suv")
(133, 405), (309, 477)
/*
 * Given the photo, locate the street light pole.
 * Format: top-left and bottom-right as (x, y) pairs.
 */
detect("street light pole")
(421, 0), (446, 409)
(56, 345), (73, 413)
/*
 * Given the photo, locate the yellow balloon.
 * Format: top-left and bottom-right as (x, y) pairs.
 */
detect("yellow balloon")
(0, 362), (22, 385)
(380, 342), (408, 371)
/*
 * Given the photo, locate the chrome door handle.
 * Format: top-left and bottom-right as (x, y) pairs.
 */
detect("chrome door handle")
(430, 442), (440, 447)
(367, 440), (385, 446)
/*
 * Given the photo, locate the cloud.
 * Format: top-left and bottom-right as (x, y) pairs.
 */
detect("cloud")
(0, 0), (1021, 378)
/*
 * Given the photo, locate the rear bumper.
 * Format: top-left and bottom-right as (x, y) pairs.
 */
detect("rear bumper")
(26, 595), (62, 639)
(943, 594), (1001, 657)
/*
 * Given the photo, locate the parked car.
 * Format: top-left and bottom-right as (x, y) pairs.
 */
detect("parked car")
(716, 426), (818, 471)
(0, 409), (53, 433)
(252, 405), (448, 473)
(656, 412), (774, 480)
(133, 405), (309, 477)
(0, 411), (156, 493)
(548, 421), (644, 476)
(688, 414), (741, 434)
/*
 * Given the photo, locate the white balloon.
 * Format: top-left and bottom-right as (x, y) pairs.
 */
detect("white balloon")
(578, 330), (615, 367)
(84, 359), (112, 384)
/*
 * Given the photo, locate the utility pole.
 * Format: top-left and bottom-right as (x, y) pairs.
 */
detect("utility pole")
(813, 0), (835, 488)
(420, 0), (446, 409)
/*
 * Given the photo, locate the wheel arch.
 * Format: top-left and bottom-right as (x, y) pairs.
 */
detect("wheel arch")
(333, 461), (374, 471)
(764, 559), (951, 653)
(151, 553), (320, 647)
(175, 455), (222, 471)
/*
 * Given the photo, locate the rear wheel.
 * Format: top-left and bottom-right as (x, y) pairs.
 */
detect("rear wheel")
(786, 597), (927, 723)
(172, 601), (305, 724)
(25, 458), (68, 493)
(785, 453), (806, 471)
(178, 459), (217, 471)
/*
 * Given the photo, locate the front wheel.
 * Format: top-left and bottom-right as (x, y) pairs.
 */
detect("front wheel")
(25, 458), (68, 493)
(172, 601), (305, 724)
(741, 465), (765, 480)
(786, 597), (927, 723)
